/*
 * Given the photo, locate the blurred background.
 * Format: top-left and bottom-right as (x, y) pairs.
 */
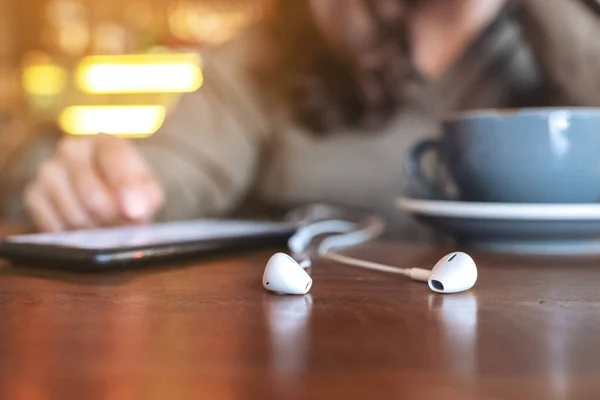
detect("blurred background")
(0, 0), (274, 218)
(0, 0), (271, 154)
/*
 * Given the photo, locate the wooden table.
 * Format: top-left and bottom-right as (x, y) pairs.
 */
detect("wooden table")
(0, 239), (600, 399)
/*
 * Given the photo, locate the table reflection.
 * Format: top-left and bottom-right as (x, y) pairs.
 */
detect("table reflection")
(263, 294), (313, 374)
(547, 307), (568, 397)
(428, 293), (478, 381)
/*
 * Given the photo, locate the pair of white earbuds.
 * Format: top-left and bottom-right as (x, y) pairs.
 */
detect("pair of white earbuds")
(262, 217), (478, 295)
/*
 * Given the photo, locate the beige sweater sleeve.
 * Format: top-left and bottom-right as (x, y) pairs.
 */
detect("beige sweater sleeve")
(516, 0), (600, 105)
(138, 33), (271, 222)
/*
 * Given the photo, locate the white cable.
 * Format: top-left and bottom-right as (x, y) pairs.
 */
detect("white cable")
(320, 251), (411, 276)
(316, 217), (408, 275)
(286, 215), (432, 282)
(320, 251), (431, 282)
(316, 217), (432, 282)
(288, 220), (356, 255)
(288, 219), (358, 268)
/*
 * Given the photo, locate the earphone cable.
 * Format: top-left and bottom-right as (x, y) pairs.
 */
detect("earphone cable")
(320, 250), (411, 277)
(316, 217), (431, 282)
(316, 217), (412, 278)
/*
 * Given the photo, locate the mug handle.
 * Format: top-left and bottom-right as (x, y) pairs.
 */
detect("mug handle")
(405, 139), (447, 199)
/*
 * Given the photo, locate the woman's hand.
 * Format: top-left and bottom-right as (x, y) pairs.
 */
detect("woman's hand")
(24, 134), (164, 232)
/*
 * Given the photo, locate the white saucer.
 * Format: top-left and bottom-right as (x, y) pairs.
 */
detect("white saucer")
(397, 198), (600, 220)
(397, 197), (600, 255)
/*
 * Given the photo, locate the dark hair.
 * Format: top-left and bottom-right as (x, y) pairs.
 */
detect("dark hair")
(255, 0), (421, 135)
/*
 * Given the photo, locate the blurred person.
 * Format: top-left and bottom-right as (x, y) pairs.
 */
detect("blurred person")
(13, 0), (600, 237)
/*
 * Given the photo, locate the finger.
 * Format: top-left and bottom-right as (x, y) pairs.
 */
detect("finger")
(38, 160), (94, 230)
(119, 176), (165, 222)
(94, 134), (163, 221)
(58, 138), (120, 224)
(24, 184), (64, 232)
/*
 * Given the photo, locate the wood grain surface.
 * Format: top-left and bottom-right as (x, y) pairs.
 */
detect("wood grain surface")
(0, 239), (599, 399)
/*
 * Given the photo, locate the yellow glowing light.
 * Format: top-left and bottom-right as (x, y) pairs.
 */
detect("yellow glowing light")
(22, 64), (67, 96)
(76, 53), (203, 94)
(59, 105), (166, 137)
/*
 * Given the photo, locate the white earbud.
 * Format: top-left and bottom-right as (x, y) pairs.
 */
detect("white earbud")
(428, 252), (478, 294)
(263, 253), (313, 295)
(319, 250), (477, 294)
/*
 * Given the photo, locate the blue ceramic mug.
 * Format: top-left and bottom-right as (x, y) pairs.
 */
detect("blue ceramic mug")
(406, 108), (600, 203)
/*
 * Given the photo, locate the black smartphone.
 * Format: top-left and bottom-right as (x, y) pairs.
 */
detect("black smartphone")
(0, 219), (296, 271)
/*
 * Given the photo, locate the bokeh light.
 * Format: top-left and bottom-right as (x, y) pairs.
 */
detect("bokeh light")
(76, 53), (203, 94)
(59, 105), (166, 137)
(22, 64), (67, 97)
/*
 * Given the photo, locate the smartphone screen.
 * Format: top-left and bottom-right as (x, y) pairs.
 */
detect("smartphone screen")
(6, 219), (295, 250)
(0, 219), (295, 269)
